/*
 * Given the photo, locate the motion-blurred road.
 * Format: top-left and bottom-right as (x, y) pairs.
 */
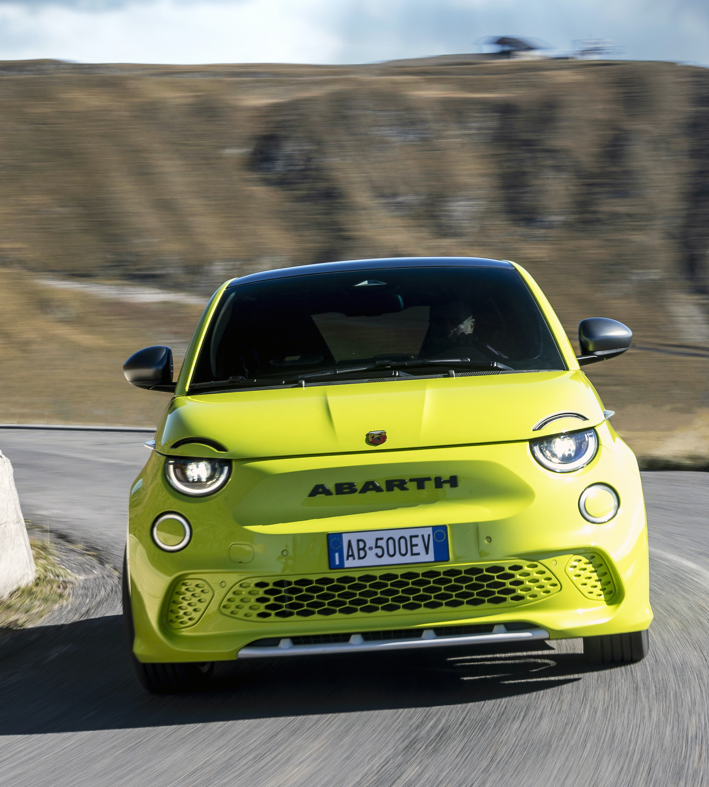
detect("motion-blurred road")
(0, 429), (707, 787)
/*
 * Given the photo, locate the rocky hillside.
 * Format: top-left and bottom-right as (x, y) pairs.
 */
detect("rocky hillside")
(1, 56), (709, 464)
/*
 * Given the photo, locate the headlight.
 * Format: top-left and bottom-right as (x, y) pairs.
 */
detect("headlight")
(165, 457), (231, 496)
(530, 428), (598, 473)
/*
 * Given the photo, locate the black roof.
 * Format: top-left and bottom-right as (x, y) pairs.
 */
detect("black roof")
(229, 257), (512, 287)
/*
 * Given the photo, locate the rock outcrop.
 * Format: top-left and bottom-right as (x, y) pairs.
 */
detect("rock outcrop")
(0, 451), (35, 599)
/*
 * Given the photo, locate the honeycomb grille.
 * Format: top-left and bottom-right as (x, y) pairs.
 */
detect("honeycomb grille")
(566, 553), (616, 602)
(167, 578), (214, 629)
(220, 562), (561, 621)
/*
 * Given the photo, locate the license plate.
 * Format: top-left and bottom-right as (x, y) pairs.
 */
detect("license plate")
(327, 526), (449, 570)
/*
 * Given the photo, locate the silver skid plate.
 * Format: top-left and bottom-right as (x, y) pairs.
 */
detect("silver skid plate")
(238, 624), (549, 658)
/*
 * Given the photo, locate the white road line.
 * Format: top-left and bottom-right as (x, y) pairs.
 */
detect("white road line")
(0, 424), (154, 433)
(649, 547), (709, 586)
(16, 447), (142, 467)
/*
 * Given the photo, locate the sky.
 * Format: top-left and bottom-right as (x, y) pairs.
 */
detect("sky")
(0, 0), (707, 67)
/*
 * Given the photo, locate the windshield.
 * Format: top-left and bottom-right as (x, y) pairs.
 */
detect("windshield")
(190, 266), (566, 388)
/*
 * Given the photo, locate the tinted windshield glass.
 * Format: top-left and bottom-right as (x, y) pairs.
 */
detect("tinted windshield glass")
(191, 267), (565, 386)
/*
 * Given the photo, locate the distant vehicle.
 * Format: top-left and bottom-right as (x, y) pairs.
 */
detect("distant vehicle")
(122, 257), (651, 693)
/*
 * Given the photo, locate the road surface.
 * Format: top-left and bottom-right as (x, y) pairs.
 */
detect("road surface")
(0, 428), (706, 787)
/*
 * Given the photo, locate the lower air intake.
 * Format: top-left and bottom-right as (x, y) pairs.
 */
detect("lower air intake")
(220, 561), (561, 621)
(167, 578), (214, 629)
(566, 553), (616, 602)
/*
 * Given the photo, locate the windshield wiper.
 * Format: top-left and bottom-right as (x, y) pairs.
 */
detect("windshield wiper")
(189, 375), (295, 391)
(190, 359), (513, 391)
(402, 358), (513, 371)
(295, 365), (375, 380)
(296, 358), (512, 381)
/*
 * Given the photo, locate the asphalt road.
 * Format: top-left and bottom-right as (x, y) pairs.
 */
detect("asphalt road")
(0, 428), (707, 787)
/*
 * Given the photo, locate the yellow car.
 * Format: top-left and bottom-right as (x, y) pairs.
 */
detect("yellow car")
(122, 257), (651, 693)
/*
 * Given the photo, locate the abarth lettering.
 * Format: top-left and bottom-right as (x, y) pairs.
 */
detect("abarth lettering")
(359, 480), (384, 494)
(308, 475), (458, 497)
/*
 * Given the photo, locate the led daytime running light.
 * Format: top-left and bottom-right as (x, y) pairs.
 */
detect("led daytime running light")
(165, 457), (231, 496)
(530, 428), (598, 473)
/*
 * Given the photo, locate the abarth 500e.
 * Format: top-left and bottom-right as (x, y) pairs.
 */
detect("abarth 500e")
(122, 257), (651, 693)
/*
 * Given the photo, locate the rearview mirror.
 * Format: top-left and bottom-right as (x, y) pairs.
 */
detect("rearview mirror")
(577, 318), (632, 366)
(123, 346), (175, 392)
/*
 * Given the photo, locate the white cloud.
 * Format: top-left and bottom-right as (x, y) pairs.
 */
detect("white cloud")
(0, 0), (707, 66)
(0, 0), (341, 64)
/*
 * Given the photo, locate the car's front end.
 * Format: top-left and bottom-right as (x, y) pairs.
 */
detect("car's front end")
(123, 257), (651, 691)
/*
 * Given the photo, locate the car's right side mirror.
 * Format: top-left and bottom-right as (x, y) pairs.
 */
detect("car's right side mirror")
(577, 318), (632, 366)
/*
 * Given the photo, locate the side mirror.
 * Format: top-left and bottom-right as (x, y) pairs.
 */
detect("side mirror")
(123, 346), (175, 392)
(577, 318), (632, 366)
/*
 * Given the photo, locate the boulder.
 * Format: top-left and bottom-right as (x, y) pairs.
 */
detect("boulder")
(0, 450), (35, 600)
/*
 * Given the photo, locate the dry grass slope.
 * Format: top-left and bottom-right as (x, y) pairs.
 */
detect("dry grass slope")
(1, 56), (709, 463)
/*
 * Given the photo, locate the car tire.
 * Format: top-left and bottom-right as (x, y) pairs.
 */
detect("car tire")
(122, 550), (214, 694)
(582, 629), (649, 664)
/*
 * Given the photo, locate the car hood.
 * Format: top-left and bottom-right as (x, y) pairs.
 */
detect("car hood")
(155, 371), (605, 460)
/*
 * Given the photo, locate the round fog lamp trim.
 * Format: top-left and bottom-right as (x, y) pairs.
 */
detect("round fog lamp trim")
(152, 513), (192, 552)
(579, 484), (619, 524)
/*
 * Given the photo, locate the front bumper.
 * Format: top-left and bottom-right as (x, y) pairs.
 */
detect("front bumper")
(126, 424), (652, 663)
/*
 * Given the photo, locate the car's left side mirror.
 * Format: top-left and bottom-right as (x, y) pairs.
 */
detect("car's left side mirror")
(577, 318), (632, 366)
(123, 345), (176, 392)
